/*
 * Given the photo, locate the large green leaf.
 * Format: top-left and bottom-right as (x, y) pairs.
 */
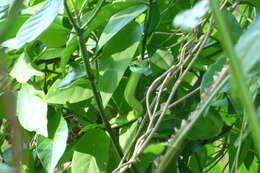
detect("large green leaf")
(36, 111), (68, 173)
(242, 0), (260, 10)
(222, 10), (243, 43)
(37, 47), (65, 60)
(10, 53), (43, 83)
(0, 15), (68, 49)
(187, 110), (224, 140)
(45, 78), (93, 104)
(71, 129), (110, 173)
(0, 15), (29, 42)
(235, 17), (260, 73)
(60, 0), (146, 70)
(119, 120), (138, 152)
(109, 111), (139, 128)
(150, 49), (175, 70)
(16, 0), (63, 49)
(57, 63), (86, 89)
(98, 22), (143, 107)
(136, 143), (165, 172)
(38, 22), (69, 48)
(17, 83), (48, 137)
(200, 56), (226, 94)
(97, 4), (147, 50)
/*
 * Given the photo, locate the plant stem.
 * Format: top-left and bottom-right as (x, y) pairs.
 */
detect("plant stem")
(210, 0), (260, 158)
(64, 0), (124, 160)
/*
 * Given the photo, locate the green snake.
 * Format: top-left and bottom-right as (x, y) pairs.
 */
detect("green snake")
(109, 60), (150, 128)
(124, 60), (150, 117)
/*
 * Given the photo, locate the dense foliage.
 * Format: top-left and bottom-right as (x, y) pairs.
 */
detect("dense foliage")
(0, 0), (260, 172)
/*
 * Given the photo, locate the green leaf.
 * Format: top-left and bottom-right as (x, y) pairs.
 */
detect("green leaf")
(17, 83), (48, 137)
(37, 22), (69, 48)
(119, 120), (138, 152)
(143, 143), (165, 154)
(45, 79), (92, 104)
(235, 136), (252, 168)
(0, 17), (68, 49)
(244, 151), (255, 170)
(0, 15), (30, 42)
(188, 147), (207, 172)
(10, 53), (43, 83)
(60, 0), (146, 70)
(16, 0), (63, 49)
(37, 48), (65, 60)
(57, 63), (86, 89)
(242, 0), (260, 10)
(222, 10), (243, 43)
(36, 111), (68, 173)
(79, 123), (104, 134)
(235, 17), (260, 73)
(200, 56), (226, 94)
(97, 4), (147, 50)
(136, 143), (165, 172)
(71, 129), (110, 173)
(150, 49), (175, 70)
(112, 77), (131, 115)
(98, 22), (143, 107)
(187, 110), (224, 140)
(66, 100), (98, 123)
(109, 111), (138, 128)
(238, 156), (259, 173)
(144, 1), (160, 36)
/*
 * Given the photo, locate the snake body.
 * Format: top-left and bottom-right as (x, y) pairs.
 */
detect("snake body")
(124, 72), (144, 117)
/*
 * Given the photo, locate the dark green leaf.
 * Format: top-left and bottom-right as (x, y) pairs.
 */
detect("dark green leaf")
(37, 48), (65, 60)
(235, 17), (260, 73)
(71, 129), (110, 173)
(60, 0), (146, 70)
(58, 63), (86, 89)
(45, 78), (92, 104)
(16, 0), (63, 49)
(200, 56), (226, 94)
(36, 111), (68, 173)
(97, 4), (147, 49)
(187, 110), (224, 140)
(150, 49), (174, 70)
(119, 121), (138, 152)
(98, 22), (143, 107)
